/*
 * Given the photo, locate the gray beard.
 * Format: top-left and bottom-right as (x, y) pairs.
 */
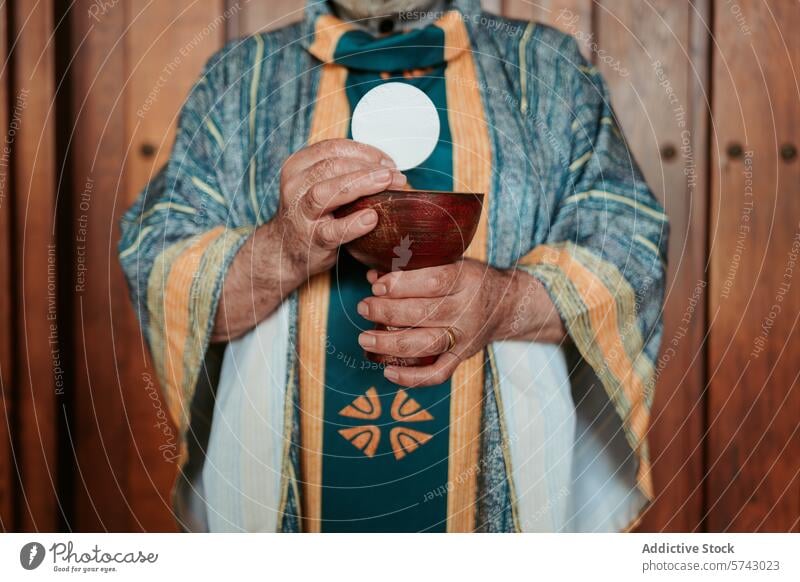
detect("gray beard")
(331, 0), (446, 22)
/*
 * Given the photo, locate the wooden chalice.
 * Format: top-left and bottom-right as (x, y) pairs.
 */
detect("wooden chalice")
(334, 189), (484, 367)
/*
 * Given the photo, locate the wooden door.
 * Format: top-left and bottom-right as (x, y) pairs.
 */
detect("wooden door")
(707, 0), (800, 532)
(5, 0), (795, 533)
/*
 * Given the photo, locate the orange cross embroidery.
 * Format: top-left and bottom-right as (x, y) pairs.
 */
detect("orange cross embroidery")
(338, 387), (434, 460)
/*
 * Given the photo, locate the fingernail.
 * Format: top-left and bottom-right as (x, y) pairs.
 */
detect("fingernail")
(391, 172), (407, 187)
(357, 301), (369, 317)
(373, 283), (387, 296)
(358, 333), (375, 348)
(384, 368), (399, 382)
(380, 157), (396, 168)
(359, 210), (377, 226)
(372, 169), (391, 183)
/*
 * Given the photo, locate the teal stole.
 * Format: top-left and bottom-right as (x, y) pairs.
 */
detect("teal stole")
(299, 9), (491, 533)
(325, 23), (454, 534)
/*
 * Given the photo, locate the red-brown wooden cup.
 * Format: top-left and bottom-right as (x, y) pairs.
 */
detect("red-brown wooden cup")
(334, 189), (484, 368)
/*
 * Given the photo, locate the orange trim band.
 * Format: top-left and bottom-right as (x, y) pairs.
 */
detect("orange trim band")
(162, 227), (226, 431)
(297, 271), (332, 531)
(437, 12), (472, 66)
(297, 62), (351, 532)
(308, 14), (355, 63)
(522, 244), (653, 498)
(443, 16), (492, 532)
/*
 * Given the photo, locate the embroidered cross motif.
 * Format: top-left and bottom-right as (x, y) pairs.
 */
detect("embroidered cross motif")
(338, 388), (434, 460)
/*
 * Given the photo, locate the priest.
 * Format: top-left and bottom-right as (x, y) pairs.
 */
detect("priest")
(119, 0), (668, 532)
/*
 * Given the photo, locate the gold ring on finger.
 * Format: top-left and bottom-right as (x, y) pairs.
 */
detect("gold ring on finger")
(445, 328), (457, 352)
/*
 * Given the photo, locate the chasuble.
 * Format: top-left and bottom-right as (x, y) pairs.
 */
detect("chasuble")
(119, 0), (668, 532)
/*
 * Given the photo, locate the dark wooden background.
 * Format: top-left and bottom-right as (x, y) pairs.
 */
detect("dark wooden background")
(0, 0), (797, 532)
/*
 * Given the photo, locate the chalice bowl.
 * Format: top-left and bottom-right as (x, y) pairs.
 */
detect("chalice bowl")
(334, 189), (484, 368)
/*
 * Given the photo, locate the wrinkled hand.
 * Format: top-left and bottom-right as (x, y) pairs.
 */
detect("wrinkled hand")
(276, 138), (406, 281)
(357, 260), (517, 387)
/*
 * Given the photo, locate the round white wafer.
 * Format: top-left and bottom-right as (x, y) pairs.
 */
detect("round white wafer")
(351, 82), (440, 171)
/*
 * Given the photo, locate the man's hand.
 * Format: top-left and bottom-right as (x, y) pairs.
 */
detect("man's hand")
(212, 139), (405, 342)
(276, 138), (406, 280)
(357, 260), (566, 387)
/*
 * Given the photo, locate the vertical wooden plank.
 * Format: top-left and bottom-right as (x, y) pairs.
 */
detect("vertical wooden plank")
(123, 0), (227, 531)
(12, 0), (60, 531)
(595, 0), (708, 532)
(0, 0), (13, 532)
(70, 0), (226, 531)
(685, 0), (711, 532)
(708, 0), (800, 532)
(70, 0), (136, 532)
(124, 0), (227, 530)
(126, 0), (228, 195)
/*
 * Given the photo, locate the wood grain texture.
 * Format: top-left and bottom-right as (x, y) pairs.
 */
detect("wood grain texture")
(0, 0), (13, 532)
(12, 0), (60, 532)
(707, 0), (800, 532)
(70, 0), (139, 532)
(67, 0), (226, 531)
(124, 0), (226, 531)
(595, 0), (709, 532)
(126, 0), (228, 196)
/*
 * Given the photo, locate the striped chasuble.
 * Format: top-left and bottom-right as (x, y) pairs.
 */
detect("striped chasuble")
(118, 0), (668, 533)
